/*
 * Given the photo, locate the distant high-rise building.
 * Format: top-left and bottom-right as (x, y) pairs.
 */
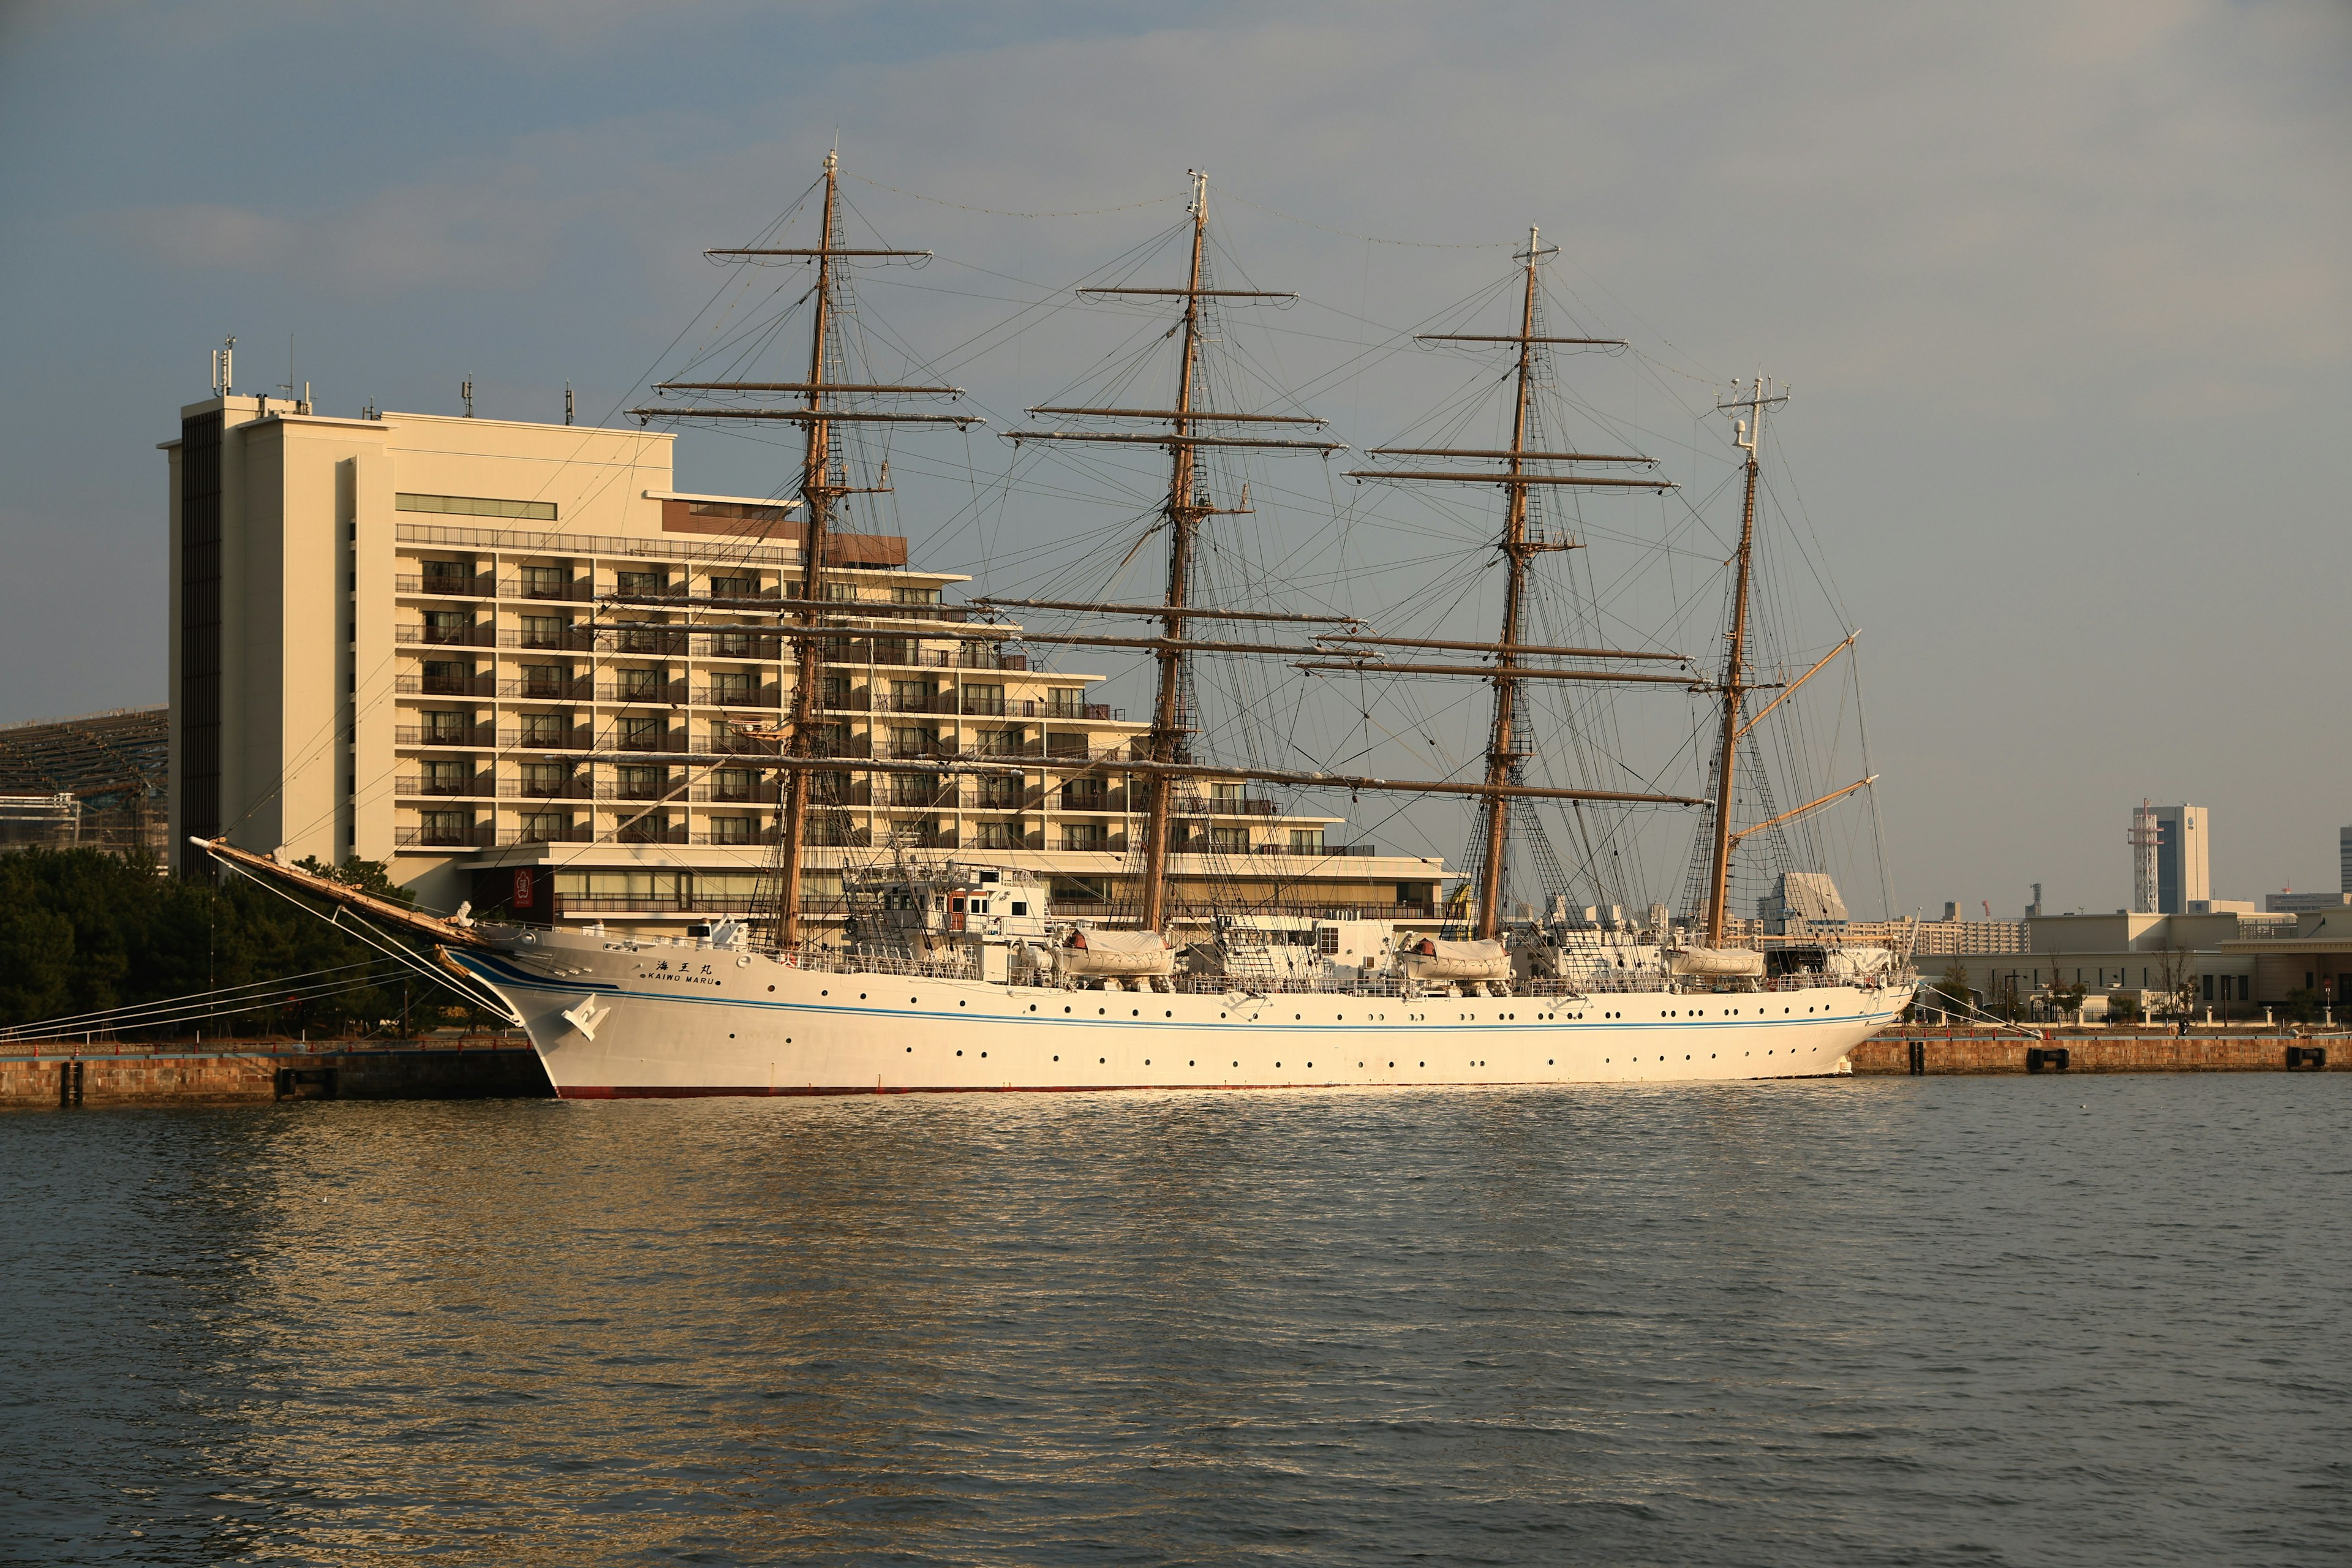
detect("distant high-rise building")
(2149, 804), (2209, 914)
(2341, 825), (2351, 894)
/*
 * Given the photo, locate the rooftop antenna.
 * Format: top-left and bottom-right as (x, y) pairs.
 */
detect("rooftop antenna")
(564, 382), (575, 426)
(461, 379), (474, 418)
(211, 336), (235, 398)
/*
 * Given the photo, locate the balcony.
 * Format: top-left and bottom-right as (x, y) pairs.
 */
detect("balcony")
(500, 726), (595, 752)
(708, 730), (781, 756)
(499, 625), (599, 652)
(691, 780), (785, 804)
(597, 680), (689, 706)
(396, 673), (496, 697)
(693, 685), (783, 710)
(886, 781), (964, 809)
(500, 676), (593, 701)
(499, 777), (594, 801)
(697, 633), (785, 660)
(396, 622), (496, 648)
(597, 779), (678, 802)
(396, 724), (497, 748)
(608, 726), (687, 753)
(395, 823), (493, 848)
(603, 626), (692, 658)
(500, 576), (594, 602)
(499, 824), (595, 846)
(692, 826), (781, 846)
(395, 573), (495, 599)
(615, 821), (689, 846)
(1181, 796), (1280, 817)
(394, 773), (495, 798)
(820, 643), (1025, 671)
(873, 692), (957, 715)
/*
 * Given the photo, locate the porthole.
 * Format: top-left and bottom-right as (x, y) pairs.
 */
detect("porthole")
(1053, 1055), (1060, 1061)
(956, 1050), (963, 1057)
(768, 985), (776, 993)
(821, 989), (829, 997)
(859, 992), (867, 1000)
(1132, 1009), (1139, 1017)
(1098, 1008), (1106, 1016)
(959, 1001), (967, 1008)
(1099, 1057), (1106, 1064)
(908, 997), (917, 1004)
(1188, 1060), (1195, 1066)
(905, 1046), (911, 1053)
(1547, 1058), (1554, 1065)
(1145, 1059), (1151, 1065)
(1065, 1006), (1072, 1014)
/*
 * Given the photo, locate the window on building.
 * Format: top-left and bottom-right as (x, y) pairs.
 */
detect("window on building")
(419, 810), (472, 845)
(619, 715), (663, 749)
(709, 671), (754, 707)
(519, 564), (571, 600)
(423, 710), (469, 742)
(710, 815), (757, 845)
(963, 683), (1005, 715)
(709, 575), (756, 600)
(523, 762), (571, 796)
(892, 773), (943, 806)
(892, 586), (943, 605)
(1061, 778), (1106, 811)
(618, 764), (664, 799)
(976, 821), (1016, 850)
(1210, 782), (1244, 805)
(617, 569), (665, 598)
(975, 775), (1020, 809)
(712, 769), (755, 802)
(820, 675), (853, 707)
(891, 726), (938, 757)
(520, 812), (569, 843)
(519, 713), (571, 747)
(518, 664), (567, 698)
(1289, 828), (1325, 854)
(421, 660), (472, 694)
(886, 679), (931, 711)
(808, 722), (848, 756)
(823, 582), (862, 602)
(713, 631), (753, 658)
(520, 615), (565, 649)
(618, 666), (664, 700)
(1048, 688), (1085, 717)
(421, 559), (474, 591)
(1210, 826), (1249, 853)
(424, 759), (471, 793)
(872, 638), (911, 666)
(1061, 823), (1107, 852)
(396, 492), (556, 521)
(422, 609), (473, 643)
(978, 728), (1022, 756)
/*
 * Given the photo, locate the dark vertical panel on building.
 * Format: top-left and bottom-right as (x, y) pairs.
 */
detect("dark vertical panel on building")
(181, 412), (223, 863)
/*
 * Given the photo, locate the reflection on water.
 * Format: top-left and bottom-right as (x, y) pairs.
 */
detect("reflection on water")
(4, 1079), (2348, 1564)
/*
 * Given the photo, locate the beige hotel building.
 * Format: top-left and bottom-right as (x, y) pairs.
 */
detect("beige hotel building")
(161, 394), (1447, 935)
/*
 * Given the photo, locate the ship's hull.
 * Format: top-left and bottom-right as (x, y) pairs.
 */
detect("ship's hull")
(453, 935), (1911, 1096)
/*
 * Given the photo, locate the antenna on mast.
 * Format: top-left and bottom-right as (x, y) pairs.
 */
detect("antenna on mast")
(564, 382), (575, 426)
(461, 379), (474, 418)
(210, 336), (235, 398)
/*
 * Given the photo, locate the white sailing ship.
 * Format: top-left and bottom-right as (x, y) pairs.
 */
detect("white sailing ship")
(203, 154), (1913, 1093)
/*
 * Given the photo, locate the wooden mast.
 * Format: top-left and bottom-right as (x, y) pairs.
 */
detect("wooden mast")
(1136, 172), (1212, 935)
(1470, 228), (1545, 940)
(769, 151), (845, 950)
(1005, 172), (1338, 933)
(1701, 376), (1781, 948)
(625, 153), (973, 951)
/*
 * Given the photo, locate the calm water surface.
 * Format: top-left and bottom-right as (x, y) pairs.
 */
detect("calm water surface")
(3, 1076), (2347, 1565)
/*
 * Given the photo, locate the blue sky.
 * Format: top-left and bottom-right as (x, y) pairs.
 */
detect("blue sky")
(1, 1), (2345, 913)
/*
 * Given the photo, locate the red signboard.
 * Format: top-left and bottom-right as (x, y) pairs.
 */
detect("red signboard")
(513, 869), (534, 909)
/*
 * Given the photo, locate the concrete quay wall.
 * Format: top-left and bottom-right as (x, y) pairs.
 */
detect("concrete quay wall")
(1, 1039), (551, 1107)
(1852, 1032), (2349, 1076)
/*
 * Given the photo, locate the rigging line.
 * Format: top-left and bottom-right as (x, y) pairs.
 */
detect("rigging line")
(0, 959), (405, 1035)
(1219, 186), (1516, 249)
(845, 171), (1185, 219)
(2, 971), (422, 1041)
(214, 858), (514, 1017)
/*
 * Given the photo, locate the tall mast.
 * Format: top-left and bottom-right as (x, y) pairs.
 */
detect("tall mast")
(627, 152), (976, 952)
(1006, 172), (1339, 933)
(1471, 227), (1545, 940)
(1136, 172), (1212, 934)
(771, 152), (845, 949)
(1702, 376), (1779, 947)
